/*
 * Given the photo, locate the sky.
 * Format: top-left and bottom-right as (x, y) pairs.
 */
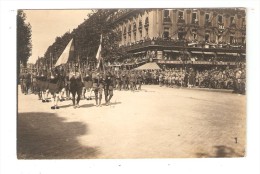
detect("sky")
(24, 10), (91, 64)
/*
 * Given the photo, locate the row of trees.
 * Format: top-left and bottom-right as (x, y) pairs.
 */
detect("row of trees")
(17, 10), (32, 77)
(39, 9), (123, 70)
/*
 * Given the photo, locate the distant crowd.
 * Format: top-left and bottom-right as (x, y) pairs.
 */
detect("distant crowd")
(20, 65), (246, 105)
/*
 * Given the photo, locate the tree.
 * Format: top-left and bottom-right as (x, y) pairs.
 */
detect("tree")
(17, 10), (32, 75)
(41, 10), (122, 69)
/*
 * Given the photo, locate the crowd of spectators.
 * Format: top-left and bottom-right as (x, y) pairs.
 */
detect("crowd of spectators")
(110, 65), (246, 94)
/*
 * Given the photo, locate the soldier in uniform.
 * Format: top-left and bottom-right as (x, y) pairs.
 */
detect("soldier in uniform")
(121, 71), (126, 90)
(93, 70), (105, 107)
(104, 71), (114, 106)
(137, 71), (143, 90)
(159, 72), (164, 87)
(31, 71), (38, 94)
(129, 71), (135, 91)
(115, 71), (122, 90)
(69, 67), (83, 108)
(83, 68), (93, 100)
(23, 70), (31, 95)
(58, 67), (67, 102)
(239, 68), (246, 94)
(40, 69), (50, 102)
(48, 68), (62, 109)
(19, 70), (25, 94)
(36, 70), (42, 100)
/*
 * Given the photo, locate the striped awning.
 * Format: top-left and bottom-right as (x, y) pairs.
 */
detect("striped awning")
(191, 51), (203, 54)
(135, 62), (161, 70)
(226, 53), (238, 56)
(203, 52), (215, 54)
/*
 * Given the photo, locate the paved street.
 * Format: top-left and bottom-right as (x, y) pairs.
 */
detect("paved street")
(17, 85), (246, 159)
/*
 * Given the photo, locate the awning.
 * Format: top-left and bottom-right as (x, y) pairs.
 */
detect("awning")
(188, 42), (198, 46)
(191, 51), (203, 54)
(203, 52), (215, 54)
(226, 53), (238, 56)
(217, 52), (226, 54)
(135, 62), (161, 70)
(164, 50), (172, 52)
(133, 51), (146, 54)
(241, 53), (246, 56)
(172, 50), (180, 53)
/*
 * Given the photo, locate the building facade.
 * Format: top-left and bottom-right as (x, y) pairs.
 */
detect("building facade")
(107, 8), (246, 68)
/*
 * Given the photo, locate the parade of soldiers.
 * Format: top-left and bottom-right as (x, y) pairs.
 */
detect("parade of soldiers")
(19, 63), (246, 110)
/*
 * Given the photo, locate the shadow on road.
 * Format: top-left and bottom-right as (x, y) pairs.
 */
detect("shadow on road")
(195, 145), (245, 158)
(80, 103), (95, 108)
(17, 112), (100, 159)
(109, 101), (122, 106)
(58, 104), (72, 108)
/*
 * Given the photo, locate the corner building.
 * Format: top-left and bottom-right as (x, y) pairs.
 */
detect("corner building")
(107, 9), (246, 69)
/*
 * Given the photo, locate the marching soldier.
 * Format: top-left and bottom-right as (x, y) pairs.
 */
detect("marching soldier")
(48, 68), (62, 109)
(104, 71), (114, 106)
(137, 71), (143, 90)
(69, 68), (83, 108)
(23, 70), (31, 95)
(19, 70), (25, 94)
(83, 68), (93, 100)
(92, 70), (103, 107)
(40, 69), (49, 102)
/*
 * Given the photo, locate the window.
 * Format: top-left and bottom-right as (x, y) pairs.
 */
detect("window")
(242, 17), (246, 26)
(242, 37), (245, 44)
(230, 36), (234, 43)
(128, 24), (131, 33)
(218, 15), (223, 23)
(178, 11), (184, 19)
(123, 26), (126, 34)
(230, 16), (234, 24)
(218, 35), (222, 42)
(191, 29), (197, 40)
(205, 34), (209, 42)
(164, 10), (171, 23)
(164, 10), (170, 18)
(133, 22), (136, 31)
(205, 13), (210, 22)
(178, 32), (184, 40)
(192, 12), (197, 24)
(145, 17), (149, 25)
(163, 27), (169, 39)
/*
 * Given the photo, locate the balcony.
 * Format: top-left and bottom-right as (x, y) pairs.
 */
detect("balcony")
(218, 23), (225, 30)
(163, 16), (172, 25)
(177, 18), (185, 25)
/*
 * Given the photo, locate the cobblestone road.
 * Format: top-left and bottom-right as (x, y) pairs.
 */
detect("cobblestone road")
(17, 85), (246, 159)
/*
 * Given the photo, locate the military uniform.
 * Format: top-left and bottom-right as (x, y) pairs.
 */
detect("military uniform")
(83, 71), (93, 100)
(48, 69), (62, 109)
(104, 72), (114, 105)
(70, 72), (83, 108)
(92, 71), (104, 106)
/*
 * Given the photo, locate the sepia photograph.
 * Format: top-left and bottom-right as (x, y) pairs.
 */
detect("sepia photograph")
(17, 8), (247, 159)
(1, 0), (260, 173)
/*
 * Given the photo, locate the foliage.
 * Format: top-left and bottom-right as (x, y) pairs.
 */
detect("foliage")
(17, 10), (32, 68)
(41, 9), (122, 68)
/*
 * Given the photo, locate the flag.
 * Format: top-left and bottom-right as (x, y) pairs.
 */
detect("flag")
(96, 34), (102, 69)
(55, 39), (74, 67)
